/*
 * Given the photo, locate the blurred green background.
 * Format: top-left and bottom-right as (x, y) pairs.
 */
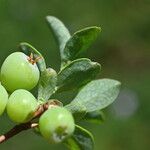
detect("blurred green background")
(0, 0), (150, 149)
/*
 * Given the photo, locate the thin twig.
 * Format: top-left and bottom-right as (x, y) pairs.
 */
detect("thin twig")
(0, 122), (38, 143)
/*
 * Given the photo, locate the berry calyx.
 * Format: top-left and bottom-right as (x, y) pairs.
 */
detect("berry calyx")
(27, 53), (41, 65)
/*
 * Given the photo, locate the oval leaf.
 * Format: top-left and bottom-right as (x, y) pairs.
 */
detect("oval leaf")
(57, 58), (101, 92)
(38, 68), (57, 101)
(46, 16), (71, 63)
(63, 26), (101, 62)
(64, 125), (94, 150)
(66, 79), (121, 113)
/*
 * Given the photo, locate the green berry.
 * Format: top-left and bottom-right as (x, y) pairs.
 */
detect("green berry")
(7, 89), (38, 123)
(39, 107), (75, 143)
(0, 52), (40, 92)
(0, 84), (8, 116)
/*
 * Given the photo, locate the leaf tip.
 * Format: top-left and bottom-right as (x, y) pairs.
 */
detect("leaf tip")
(46, 15), (54, 20)
(95, 26), (102, 32)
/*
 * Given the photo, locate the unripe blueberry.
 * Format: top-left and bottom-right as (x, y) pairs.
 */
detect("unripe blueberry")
(39, 107), (75, 143)
(7, 89), (38, 123)
(0, 52), (40, 92)
(0, 84), (8, 116)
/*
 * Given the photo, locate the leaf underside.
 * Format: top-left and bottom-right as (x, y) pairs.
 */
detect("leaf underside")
(46, 16), (71, 63)
(66, 79), (121, 114)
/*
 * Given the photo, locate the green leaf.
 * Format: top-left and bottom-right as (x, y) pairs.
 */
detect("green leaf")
(46, 16), (71, 63)
(66, 79), (121, 113)
(65, 103), (87, 121)
(65, 125), (94, 150)
(38, 68), (57, 101)
(57, 58), (101, 92)
(63, 26), (101, 62)
(83, 111), (105, 124)
(19, 42), (46, 72)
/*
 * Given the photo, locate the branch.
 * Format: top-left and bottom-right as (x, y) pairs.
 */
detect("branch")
(0, 99), (60, 144)
(0, 122), (38, 143)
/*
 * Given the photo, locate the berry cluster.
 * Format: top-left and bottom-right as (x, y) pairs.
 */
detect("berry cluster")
(0, 52), (75, 143)
(0, 16), (121, 149)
